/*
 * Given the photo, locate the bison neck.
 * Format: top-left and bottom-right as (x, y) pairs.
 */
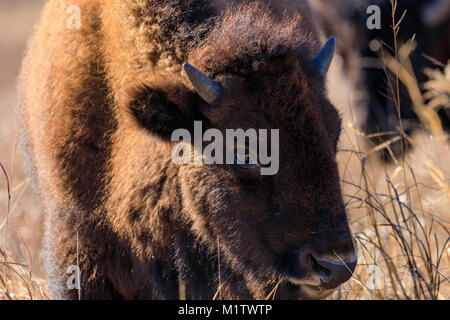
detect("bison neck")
(103, 128), (246, 299)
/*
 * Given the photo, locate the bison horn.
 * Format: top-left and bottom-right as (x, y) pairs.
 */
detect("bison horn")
(183, 63), (223, 104)
(311, 36), (336, 77)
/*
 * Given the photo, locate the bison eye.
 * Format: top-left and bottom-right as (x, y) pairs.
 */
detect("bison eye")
(234, 149), (259, 169)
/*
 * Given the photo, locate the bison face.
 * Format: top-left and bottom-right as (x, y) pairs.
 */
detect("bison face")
(181, 38), (356, 299)
(126, 37), (357, 299)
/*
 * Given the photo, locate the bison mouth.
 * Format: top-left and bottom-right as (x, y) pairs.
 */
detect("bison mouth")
(281, 277), (335, 300)
(270, 251), (356, 299)
(267, 278), (334, 300)
(299, 284), (334, 300)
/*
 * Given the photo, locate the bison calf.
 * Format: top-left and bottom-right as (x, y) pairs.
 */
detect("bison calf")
(18, 0), (356, 299)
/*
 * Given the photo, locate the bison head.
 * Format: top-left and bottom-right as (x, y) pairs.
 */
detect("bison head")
(127, 33), (357, 298)
(185, 36), (356, 299)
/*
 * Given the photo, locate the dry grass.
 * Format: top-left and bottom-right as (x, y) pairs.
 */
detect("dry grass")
(327, 0), (449, 300)
(0, 0), (448, 300)
(0, 0), (46, 300)
(330, 125), (450, 300)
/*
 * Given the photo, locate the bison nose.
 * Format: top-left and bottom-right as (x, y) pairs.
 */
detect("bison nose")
(310, 254), (357, 289)
(296, 237), (357, 289)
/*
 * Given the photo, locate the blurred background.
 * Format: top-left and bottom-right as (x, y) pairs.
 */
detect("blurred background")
(0, 0), (46, 298)
(0, 0), (448, 299)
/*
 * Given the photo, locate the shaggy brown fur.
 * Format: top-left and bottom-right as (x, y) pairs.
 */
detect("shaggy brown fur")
(18, 0), (355, 299)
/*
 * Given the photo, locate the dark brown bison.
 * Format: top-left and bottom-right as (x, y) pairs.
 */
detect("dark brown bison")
(17, 0), (356, 299)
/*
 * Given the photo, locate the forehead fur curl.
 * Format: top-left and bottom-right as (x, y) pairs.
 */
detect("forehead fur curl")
(190, 3), (317, 77)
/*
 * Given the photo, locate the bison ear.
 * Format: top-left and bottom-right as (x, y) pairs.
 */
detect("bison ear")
(311, 36), (336, 77)
(183, 63), (223, 104)
(126, 84), (202, 140)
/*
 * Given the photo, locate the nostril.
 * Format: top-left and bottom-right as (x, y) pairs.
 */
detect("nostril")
(310, 255), (333, 284)
(312, 255), (356, 288)
(310, 255), (331, 276)
(292, 247), (357, 288)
